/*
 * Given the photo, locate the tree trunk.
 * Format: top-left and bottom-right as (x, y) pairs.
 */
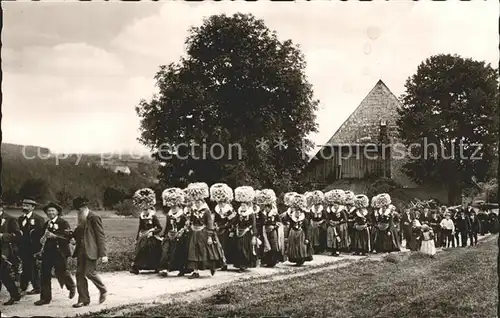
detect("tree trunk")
(447, 182), (462, 205)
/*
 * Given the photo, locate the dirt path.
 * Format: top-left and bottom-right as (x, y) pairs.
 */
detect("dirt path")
(0, 253), (370, 317)
(1, 235), (492, 317)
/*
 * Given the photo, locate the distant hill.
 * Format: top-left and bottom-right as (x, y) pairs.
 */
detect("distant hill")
(1, 143), (160, 208)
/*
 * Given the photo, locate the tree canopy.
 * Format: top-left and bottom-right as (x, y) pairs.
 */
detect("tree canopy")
(397, 54), (499, 204)
(136, 13), (319, 193)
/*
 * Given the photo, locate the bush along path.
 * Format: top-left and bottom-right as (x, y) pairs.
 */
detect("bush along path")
(0, 235), (492, 318)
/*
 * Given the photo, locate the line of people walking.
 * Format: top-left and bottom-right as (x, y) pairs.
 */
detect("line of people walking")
(1, 184), (496, 307)
(0, 197), (108, 307)
(128, 185), (428, 279)
(402, 203), (498, 252)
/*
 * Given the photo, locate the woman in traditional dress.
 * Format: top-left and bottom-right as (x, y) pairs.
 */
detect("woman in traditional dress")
(308, 190), (327, 254)
(210, 183), (235, 271)
(280, 192), (297, 239)
(368, 195), (379, 253)
(256, 189), (285, 267)
(184, 182), (223, 279)
(284, 194), (313, 266)
(352, 194), (371, 256)
(390, 205), (401, 244)
(130, 188), (163, 274)
(325, 189), (350, 256)
(158, 187), (191, 277)
(344, 191), (356, 252)
(373, 193), (401, 253)
(231, 186), (259, 272)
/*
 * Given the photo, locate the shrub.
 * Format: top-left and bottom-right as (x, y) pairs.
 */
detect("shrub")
(366, 177), (402, 198)
(113, 199), (138, 217)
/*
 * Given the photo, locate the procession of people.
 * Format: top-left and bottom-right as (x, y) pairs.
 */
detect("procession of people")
(0, 197), (108, 307)
(128, 183), (497, 277)
(0, 183), (498, 307)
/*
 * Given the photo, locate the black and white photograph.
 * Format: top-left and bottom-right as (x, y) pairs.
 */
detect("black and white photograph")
(0, 1), (498, 317)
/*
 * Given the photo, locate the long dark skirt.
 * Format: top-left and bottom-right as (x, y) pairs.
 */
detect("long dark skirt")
(309, 221), (327, 253)
(133, 236), (162, 270)
(374, 223), (400, 253)
(287, 228), (313, 264)
(159, 231), (190, 272)
(186, 228), (223, 271)
(353, 226), (371, 253)
(370, 226), (377, 252)
(327, 224), (350, 250)
(348, 223), (356, 251)
(233, 229), (256, 269)
(261, 227), (285, 267)
(490, 218), (499, 233)
(217, 228), (233, 265)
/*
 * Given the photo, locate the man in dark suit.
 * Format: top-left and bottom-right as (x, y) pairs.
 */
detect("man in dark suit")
(0, 200), (23, 305)
(400, 207), (415, 248)
(455, 211), (471, 247)
(460, 202), (474, 216)
(34, 202), (76, 305)
(468, 211), (481, 246)
(18, 198), (45, 295)
(72, 197), (108, 308)
(419, 208), (432, 225)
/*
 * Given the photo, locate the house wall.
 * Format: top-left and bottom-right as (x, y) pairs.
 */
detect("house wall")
(304, 146), (391, 183)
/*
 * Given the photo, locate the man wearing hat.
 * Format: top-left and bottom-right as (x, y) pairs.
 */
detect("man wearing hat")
(18, 198), (45, 295)
(71, 196), (108, 308)
(34, 202), (76, 306)
(0, 199), (23, 305)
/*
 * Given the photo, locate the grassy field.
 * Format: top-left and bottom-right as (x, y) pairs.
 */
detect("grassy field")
(5, 209), (159, 272)
(87, 235), (498, 318)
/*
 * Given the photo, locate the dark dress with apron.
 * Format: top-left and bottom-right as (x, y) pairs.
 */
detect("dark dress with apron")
(159, 209), (190, 272)
(259, 210), (285, 267)
(186, 207), (223, 271)
(132, 214), (162, 270)
(285, 212), (313, 264)
(231, 212), (257, 269)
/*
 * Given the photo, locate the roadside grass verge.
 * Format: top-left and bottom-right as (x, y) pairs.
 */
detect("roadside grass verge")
(87, 235), (497, 317)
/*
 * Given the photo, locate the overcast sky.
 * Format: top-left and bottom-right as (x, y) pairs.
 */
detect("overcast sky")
(2, 1), (498, 155)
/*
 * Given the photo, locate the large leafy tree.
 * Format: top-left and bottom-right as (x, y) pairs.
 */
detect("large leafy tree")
(136, 13), (318, 192)
(397, 54), (499, 204)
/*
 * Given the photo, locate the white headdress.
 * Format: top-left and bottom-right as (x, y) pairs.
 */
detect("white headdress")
(162, 188), (185, 207)
(133, 188), (156, 210)
(210, 183), (234, 203)
(184, 182), (209, 201)
(235, 186), (255, 203)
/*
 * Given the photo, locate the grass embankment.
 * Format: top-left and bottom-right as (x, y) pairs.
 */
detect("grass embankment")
(89, 235), (498, 318)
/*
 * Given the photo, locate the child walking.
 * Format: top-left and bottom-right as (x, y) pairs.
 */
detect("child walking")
(420, 224), (436, 257)
(440, 212), (455, 248)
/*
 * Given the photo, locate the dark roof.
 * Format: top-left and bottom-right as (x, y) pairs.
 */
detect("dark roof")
(326, 79), (401, 145)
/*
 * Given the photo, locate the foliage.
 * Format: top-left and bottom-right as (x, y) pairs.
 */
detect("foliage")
(18, 178), (50, 202)
(55, 190), (73, 214)
(113, 199), (138, 217)
(366, 177), (401, 199)
(136, 13), (318, 194)
(103, 187), (128, 208)
(397, 54), (499, 204)
(477, 178), (498, 202)
(1, 147), (154, 208)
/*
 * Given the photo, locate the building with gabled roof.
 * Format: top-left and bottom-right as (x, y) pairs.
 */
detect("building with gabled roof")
(303, 80), (424, 194)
